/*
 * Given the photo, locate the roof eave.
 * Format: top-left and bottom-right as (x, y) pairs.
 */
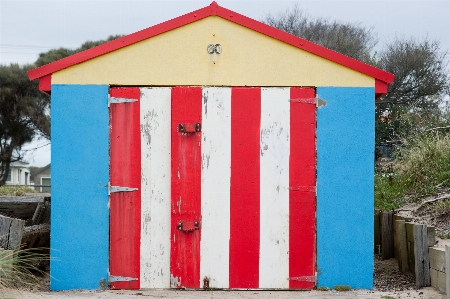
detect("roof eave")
(28, 1), (395, 92)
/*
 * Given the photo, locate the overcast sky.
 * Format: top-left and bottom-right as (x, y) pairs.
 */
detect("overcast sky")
(1, 0), (450, 166)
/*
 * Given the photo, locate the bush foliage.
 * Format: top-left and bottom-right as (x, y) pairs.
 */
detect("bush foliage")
(375, 132), (450, 211)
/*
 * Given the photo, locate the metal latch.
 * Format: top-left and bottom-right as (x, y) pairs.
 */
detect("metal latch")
(177, 221), (199, 232)
(179, 123), (201, 133)
(108, 182), (138, 194)
(108, 96), (138, 107)
(109, 275), (138, 283)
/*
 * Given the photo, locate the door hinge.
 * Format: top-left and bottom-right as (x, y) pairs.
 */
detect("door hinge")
(108, 96), (138, 107)
(108, 182), (138, 194)
(288, 98), (316, 104)
(109, 275), (138, 283)
(287, 273), (317, 283)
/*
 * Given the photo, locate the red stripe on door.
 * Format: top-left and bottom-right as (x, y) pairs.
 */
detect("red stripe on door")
(289, 87), (316, 289)
(170, 87), (202, 288)
(110, 87), (141, 289)
(229, 87), (261, 288)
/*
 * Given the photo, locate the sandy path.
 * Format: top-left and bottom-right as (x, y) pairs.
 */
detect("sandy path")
(1, 287), (445, 299)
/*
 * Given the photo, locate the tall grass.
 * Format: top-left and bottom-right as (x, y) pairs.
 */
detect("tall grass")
(0, 248), (49, 290)
(375, 133), (450, 211)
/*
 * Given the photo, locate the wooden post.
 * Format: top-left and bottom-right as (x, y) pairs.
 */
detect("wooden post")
(0, 215), (24, 250)
(446, 245), (450, 299)
(405, 222), (415, 275)
(374, 211), (381, 253)
(381, 211), (394, 260)
(396, 220), (408, 273)
(414, 224), (431, 288)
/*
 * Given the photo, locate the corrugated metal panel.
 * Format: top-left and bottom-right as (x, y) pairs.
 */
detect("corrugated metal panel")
(109, 87), (141, 290)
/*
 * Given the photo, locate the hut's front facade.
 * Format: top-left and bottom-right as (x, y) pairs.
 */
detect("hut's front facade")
(28, 2), (394, 291)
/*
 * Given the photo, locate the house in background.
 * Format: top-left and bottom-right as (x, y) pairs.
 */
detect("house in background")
(5, 161), (31, 186)
(30, 164), (51, 193)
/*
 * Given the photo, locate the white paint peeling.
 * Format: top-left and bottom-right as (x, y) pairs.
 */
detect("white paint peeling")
(259, 87), (290, 288)
(140, 87), (171, 288)
(170, 274), (181, 288)
(200, 87), (231, 288)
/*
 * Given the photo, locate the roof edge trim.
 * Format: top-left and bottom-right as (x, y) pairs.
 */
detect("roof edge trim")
(27, 1), (394, 86)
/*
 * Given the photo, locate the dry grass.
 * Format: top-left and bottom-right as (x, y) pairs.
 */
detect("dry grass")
(0, 248), (49, 290)
(0, 186), (36, 196)
(395, 133), (450, 194)
(375, 133), (450, 211)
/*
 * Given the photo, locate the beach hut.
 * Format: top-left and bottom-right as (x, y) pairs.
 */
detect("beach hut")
(28, 2), (394, 291)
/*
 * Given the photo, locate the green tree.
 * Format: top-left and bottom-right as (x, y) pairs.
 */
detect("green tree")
(262, 7), (449, 150)
(376, 38), (449, 146)
(35, 35), (123, 67)
(0, 63), (50, 186)
(0, 35), (124, 186)
(263, 5), (377, 61)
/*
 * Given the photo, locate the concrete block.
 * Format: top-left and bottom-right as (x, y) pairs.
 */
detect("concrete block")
(430, 268), (446, 293)
(429, 247), (445, 272)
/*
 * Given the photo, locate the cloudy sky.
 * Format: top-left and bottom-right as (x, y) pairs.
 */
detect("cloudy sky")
(1, 0), (450, 166)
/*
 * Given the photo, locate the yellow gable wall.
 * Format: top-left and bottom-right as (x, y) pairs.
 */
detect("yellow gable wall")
(52, 16), (373, 87)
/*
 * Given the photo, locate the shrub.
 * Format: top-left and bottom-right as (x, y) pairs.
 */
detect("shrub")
(375, 132), (450, 211)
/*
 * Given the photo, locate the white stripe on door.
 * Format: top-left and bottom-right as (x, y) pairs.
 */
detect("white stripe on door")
(259, 87), (290, 288)
(200, 87), (232, 288)
(140, 87), (172, 288)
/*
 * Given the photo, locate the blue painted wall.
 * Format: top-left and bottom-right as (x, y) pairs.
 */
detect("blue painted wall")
(51, 85), (109, 290)
(316, 87), (374, 289)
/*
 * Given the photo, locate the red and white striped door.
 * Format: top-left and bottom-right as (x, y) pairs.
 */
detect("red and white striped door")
(110, 86), (316, 290)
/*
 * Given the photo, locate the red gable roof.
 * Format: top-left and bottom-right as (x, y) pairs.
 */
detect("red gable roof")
(28, 1), (394, 97)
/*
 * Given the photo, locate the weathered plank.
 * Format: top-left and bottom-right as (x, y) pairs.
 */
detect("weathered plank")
(8, 217), (24, 250)
(446, 246), (450, 299)
(381, 211), (394, 260)
(396, 220), (408, 273)
(0, 195), (48, 219)
(21, 224), (50, 249)
(0, 216), (12, 248)
(427, 226), (435, 247)
(0, 215), (25, 250)
(374, 212), (381, 253)
(406, 222), (415, 242)
(31, 202), (50, 225)
(413, 224), (431, 288)
(429, 247), (446, 272)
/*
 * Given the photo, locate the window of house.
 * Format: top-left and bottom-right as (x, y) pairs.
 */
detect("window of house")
(41, 177), (51, 193)
(18, 169), (22, 184)
(25, 172), (29, 185)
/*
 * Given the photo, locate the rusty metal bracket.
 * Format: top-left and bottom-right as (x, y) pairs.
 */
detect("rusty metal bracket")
(289, 98), (316, 104)
(289, 186), (316, 192)
(177, 221), (199, 232)
(287, 275), (316, 282)
(179, 123), (201, 133)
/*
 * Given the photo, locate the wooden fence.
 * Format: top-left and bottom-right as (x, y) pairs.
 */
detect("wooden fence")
(0, 195), (50, 250)
(375, 211), (450, 297)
